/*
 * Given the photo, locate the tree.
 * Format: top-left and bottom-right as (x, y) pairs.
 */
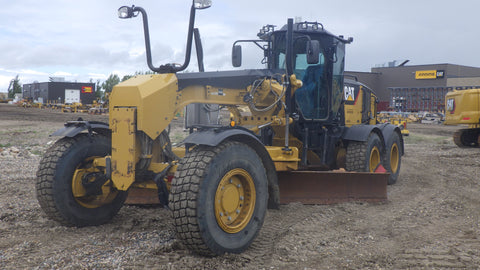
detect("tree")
(121, 70), (155, 82)
(121, 75), (133, 82)
(101, 74), (120, 93)
(8, 75), (22, 99)
(95, 80), (103, 100)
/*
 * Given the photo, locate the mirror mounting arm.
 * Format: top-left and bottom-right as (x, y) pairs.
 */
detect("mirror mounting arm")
(133, 3), (199, 74)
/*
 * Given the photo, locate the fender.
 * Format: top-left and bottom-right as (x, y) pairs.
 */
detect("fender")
(184, 127), (280, 209)
(342, 124), (385, 142)
(51, 120), (110, 137)
(183, 127), (259, 147)
(342, 123), (404, 155)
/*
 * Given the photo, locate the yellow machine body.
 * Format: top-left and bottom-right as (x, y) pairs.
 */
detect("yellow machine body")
(445, 88), (480, 125)
(108, 74), (303, 191)
(107, 74), (394, 204)
(445, 88), (480, 147)
(343, 81), (377, 127)
(108, 72), (393, 199)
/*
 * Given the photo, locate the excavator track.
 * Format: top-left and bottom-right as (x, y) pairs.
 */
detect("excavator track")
(453, 129), (480, 148)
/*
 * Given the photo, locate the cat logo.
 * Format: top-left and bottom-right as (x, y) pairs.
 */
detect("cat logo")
(446, 98), (455, 113)
(344, 85), (355, 101)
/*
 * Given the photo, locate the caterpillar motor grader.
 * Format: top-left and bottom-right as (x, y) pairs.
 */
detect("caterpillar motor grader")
(36, 0), (403, 256)
(445, 88), (480, 147)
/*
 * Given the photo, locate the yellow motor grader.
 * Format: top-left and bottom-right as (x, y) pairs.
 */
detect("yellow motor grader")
(445, 88), (480, 147)
(36, 0), (403, 256)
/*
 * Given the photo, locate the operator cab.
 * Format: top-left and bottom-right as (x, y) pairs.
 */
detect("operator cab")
(266, 22), (351, 122)
(233, 22), (352, 123)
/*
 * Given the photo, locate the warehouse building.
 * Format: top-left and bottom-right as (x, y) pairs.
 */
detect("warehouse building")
(346, 63), (480, 112)
(23, 81), (96, 105)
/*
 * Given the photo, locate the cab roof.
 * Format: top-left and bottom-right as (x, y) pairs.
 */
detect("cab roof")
(258, 21), (352, 44)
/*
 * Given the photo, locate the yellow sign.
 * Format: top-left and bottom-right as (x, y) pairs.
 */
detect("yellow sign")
(415, 70), (445, 79)
(82, 86), (93, 93)
(415, 70), (436, 79)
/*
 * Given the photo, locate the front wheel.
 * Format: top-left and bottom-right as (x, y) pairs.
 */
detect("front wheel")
(36, 134), (127, 227)
(170, 141), (268, 256)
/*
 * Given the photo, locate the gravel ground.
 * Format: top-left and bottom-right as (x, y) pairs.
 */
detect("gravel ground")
(1, 103), (479, 269)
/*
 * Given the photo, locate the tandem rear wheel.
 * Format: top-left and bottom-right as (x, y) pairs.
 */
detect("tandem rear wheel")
(170, 141), (268, 256)
(346, 131), (402, 185)
(346, 133), (383, 173)
(384, 131), (402, 185)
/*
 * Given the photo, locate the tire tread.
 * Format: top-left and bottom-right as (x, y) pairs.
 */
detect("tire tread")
(170, 141), (239, 256)
(36, 136), (79, 226)
(346, 140), (368, 172)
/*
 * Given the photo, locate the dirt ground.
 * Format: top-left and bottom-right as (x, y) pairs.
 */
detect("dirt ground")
(1, 103), (479, 269)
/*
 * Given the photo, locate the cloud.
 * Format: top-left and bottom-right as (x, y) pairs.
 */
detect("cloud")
(2, 0), (480, 92)
(88, 73), (107, 80)
(0, 75), (13, 92)
(53, 71), (75, 77)
(19, 70), (48, 76)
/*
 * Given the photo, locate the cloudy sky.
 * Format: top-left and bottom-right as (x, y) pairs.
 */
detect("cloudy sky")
(0, 0), (478, 92)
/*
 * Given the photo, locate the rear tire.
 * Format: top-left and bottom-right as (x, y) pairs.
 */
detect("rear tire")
(170, 141), (268, 256)
(36, 134), (127, 227)
(346, 133), (382, 172)
(384, 132), (402, 185)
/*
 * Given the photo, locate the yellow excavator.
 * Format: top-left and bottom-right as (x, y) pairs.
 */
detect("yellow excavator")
(445, 88), (480, 147)
(36, 0), (403, 256)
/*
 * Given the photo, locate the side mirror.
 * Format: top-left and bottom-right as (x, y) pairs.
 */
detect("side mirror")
(232, 45), (242, 67)
(306, 40), (320, 64)
(194, 0), (212, 9)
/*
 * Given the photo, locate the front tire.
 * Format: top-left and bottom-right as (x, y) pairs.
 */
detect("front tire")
(170, 141), (268, 256)
(36, 134), (127, 227)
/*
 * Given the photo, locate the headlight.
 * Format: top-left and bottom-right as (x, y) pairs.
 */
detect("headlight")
(194, 0), (212, 9)
(118, 6), (134, 19)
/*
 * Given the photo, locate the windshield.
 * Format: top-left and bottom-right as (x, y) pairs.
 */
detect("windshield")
(274, 36), (326, 80)
(273, 32), (334, 119)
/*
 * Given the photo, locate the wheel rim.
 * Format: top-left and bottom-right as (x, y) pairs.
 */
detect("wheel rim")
(215, 168), (256, 234)
(390, 143), (400, 173)
(368, 146), (381, 172)
(71, 157), (117, 209)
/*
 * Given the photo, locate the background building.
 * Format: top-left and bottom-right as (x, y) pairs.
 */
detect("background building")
(23, 81), (96, 104)
(346, 63), (480, 112)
